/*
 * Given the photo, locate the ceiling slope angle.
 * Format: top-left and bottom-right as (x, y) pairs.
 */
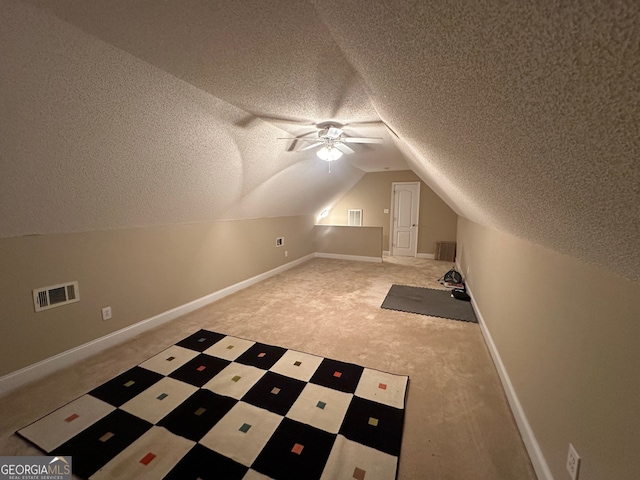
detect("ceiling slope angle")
(10, 0), (411, 222)
(22, 0), (384, 132)
(11, 0), (640, 283)
(310, 0), (640, 283)
(0, 0), (371, 236)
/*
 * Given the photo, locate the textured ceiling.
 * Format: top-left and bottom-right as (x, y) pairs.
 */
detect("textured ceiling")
(2, 0), (639, 283)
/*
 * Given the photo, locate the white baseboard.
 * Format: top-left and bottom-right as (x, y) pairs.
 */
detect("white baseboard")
(463, 280), (553, 480)
(314, 252), (383, 263)
(0, 254), (315, 395)
(383, 252), (434, 259)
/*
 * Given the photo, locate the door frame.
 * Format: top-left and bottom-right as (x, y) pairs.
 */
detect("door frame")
(390, 181), (420, 257)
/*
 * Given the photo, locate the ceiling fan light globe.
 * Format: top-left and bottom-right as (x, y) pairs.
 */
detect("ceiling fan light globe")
(317, 146), (343, 161)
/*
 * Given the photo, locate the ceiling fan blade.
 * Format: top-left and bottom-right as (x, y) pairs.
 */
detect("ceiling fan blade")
(335, 142), (355, 154)
(277, 137), (321, 143)
(275, 137), (299, 151)
(277, 133), (321, 152)
(299, 141), (323, 151)
(235, 115), (259, 128)
(287, 139), (298, 152)
(342, 137), (384, 144)
(344, 120), (385, 127)
(289, 130), (317, 151)
(254, 114), (316, 126)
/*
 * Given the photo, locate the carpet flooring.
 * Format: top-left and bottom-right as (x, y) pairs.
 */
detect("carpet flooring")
(18, 330), (408, 479)
(0, 257), (537, 480)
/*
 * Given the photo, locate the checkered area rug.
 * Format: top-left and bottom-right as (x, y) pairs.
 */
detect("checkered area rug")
(18, 329), (409, 479)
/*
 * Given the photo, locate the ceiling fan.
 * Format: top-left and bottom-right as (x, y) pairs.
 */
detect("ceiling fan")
(278, 126), (383, 163)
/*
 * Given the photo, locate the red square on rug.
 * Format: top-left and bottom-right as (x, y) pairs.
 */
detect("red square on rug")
(139, 452), (156, 466)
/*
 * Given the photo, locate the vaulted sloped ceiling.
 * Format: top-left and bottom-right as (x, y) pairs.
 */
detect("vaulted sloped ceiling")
(2, 0), (639, 283)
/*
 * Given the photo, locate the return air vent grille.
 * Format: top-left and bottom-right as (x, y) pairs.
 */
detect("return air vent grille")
(33, 281), (80, 312)
(435, 242), (456, 262)
(348, 209), (363, 227)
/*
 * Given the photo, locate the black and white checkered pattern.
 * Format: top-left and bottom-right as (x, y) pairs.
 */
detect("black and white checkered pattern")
(18, 329), (408, 480)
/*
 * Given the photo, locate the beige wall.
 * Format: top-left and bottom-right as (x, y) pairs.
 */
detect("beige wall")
(0, 216), (315, 377)
(456, 217), (640, 480)
(314, 226), (383, 258)
(319, 170), (457, 254)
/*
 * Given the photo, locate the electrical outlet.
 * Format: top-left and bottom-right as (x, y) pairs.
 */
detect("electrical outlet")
(101, 306), (112, 321)
(276, 237), (284, 247)
(284, 250), (288, 257)
(566, 443), (580, 480)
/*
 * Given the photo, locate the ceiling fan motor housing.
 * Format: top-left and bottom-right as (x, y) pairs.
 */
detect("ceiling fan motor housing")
(319, 126), (343, 140)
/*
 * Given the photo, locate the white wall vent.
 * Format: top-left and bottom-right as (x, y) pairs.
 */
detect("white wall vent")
(348, 209), (363, 226)
(33, 281), (80, 312)
(435, 241), (457, 262)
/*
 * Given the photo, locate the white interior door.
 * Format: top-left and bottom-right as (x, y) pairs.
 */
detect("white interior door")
(391, 182), (420, 256)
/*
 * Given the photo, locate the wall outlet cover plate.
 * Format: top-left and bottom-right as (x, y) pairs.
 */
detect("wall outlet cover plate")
(566, 443), (580, 480)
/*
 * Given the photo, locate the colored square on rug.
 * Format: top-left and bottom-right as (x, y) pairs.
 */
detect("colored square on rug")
(381, 284), (478, 323)
(139, 345), (199, 376)
(175, 329), (226, 351)
(52, 409), (152, 479)
(204, 335), (256, 361)
(17, 329), (409, 480)
(235, 342), (287, 370)
(89, 366), (164, 407)
(309, 358), (364, 393)
(203, 362), (266, 400)
(157, 389), (236, 441)
(168, 353), (230, 387)
(241, 371), (307, 416)
(251, 418), (336, 479)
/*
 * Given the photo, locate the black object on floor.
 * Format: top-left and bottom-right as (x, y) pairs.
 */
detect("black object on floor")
(381, 285), (478, 323)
